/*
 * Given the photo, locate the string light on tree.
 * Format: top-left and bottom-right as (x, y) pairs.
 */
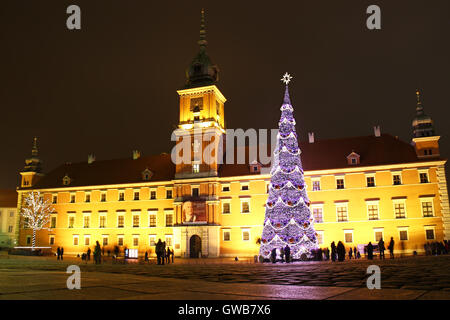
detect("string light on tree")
(20, 191), (55, 250)
(259, 73), (319, 261)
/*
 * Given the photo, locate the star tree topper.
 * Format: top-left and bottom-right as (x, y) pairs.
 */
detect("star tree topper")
(281, 72), (293, 85)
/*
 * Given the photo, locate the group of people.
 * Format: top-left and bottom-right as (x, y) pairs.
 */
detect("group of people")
(424, 240), (449, 256)
(270, 245), (291, 263)
(79, 241), (102, 264)
(314, 237), (396, 262)
(154, 239), (174, 265)
(56, 247), (64, 260)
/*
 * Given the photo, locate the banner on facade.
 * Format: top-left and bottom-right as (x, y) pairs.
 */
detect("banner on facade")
(182, 200), (206, 223)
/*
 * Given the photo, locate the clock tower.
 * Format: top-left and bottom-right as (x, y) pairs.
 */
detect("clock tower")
(175, 9), (226, 179)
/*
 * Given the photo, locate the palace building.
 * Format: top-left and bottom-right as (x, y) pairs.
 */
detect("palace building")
(15, 11), (450, 258)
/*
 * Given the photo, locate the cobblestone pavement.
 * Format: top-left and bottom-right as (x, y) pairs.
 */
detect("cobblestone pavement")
(1, 253), (449, 292)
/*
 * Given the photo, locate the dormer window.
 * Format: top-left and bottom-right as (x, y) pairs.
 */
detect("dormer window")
(142, 168), (153, 181)
(249, 160), (261, 173)
(62, 174), (71, 186)
(346, 151), (360, 165)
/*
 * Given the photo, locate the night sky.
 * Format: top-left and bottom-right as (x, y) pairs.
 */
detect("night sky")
(1, 0), (449, 189)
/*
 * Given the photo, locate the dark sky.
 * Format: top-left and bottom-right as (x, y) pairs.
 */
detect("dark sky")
(1, 0), (449, 189)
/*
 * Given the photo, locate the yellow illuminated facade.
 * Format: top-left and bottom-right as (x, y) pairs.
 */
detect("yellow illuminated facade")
(15, 12), (450, 258)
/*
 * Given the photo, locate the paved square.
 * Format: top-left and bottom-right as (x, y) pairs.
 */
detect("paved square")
(0, 253), (449, 300)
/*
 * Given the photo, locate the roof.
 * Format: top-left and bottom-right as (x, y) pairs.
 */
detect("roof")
(31, 153), (175, 189)
(218, 134), (442, 177)
(25, 134), (442, 190)
(0, 189), (18, 207)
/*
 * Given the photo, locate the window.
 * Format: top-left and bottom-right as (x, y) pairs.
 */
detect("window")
(133, 215), (140, 228)
(166, 189), (172, 199)
(26, 236), (31, 245)
(99, 215), (106, 228)
(312, 180), (320, 191)
(336, 205), (348, 222)
(241, 184), (249, 191)
(421, 200), (434, 217)
(68, 216), (75, 228)
(192, 187), (199, 197)
(117, 215), (124, 228)
(222, 202), (231, 214)
(367, 203), (379, 220)
(192, 164), (200, 173)
(241, 200), (250, 213)
(336, 178), (345, 189)
(393, 174), (402, 185)
(425, 228), (435, 240)
(165, 212), (173, 226)
(84, 235), (90, 246)
(399, 230), (408, 241)
(118, 236), (124, 246)
(223, 230), (231, 241)
(8, 225), (13, 233)
(52, 195), (57, 204)
(70, 194), (75, 203)
(150, 190), (156, 200)
(102, 236), (109, 246)
(424, 149), (433, 156)
(149, 211), (157, 227)
(165, 235), (173, 247)
(222, 186), (230, 192)
(149, 235), (156, 246)
(133, 236), (139, 247)
(366, 176), (375, 187)
(49, 236), (55, 245)
(134, 191), (140, 201)
(394, 202), (406, 219)
(420, 172), (429, 183)
(375, 231), (383, 242)
(51, 216), (57, 228)
(344, 231), (353, 243)
(73, 235), (79, 246)
(118, 191), (125, 201)
(316, 231), (324, 245)
(83, 215), (90, 228)
(242, 229), (250, 241)
(85, 193), (91, 203)
(312, 207), (323, 223)
(101, 192), (106, 202)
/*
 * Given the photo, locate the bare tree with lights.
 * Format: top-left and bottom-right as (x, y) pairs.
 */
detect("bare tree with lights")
(20, 191), (54, 249)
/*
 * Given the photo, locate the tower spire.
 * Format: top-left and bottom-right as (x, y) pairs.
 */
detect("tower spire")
(416, 89), (424, 116)
(281, 72), (293, 105)
(32, 136), (38, 157)
(198, 8), (207, 49)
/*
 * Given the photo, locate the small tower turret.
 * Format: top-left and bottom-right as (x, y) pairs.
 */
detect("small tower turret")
(20, 137), (44, 188)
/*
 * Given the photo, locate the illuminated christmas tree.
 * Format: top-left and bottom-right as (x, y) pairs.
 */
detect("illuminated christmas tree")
(259, 73), (319, 261)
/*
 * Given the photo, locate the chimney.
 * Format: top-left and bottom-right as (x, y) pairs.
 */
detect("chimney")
(373, 125), (381, 137)
(308, 132), (315, 143)
(87, 154), (96, 164)
(132, 150), (141, 160)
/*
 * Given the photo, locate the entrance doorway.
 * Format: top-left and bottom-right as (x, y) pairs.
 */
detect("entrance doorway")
(189, 235), (201, 258)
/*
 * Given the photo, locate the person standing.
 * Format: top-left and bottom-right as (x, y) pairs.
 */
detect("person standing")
(156, 239), (162, 265)
(353, 246), (358, 259)
(279, 247), (285, 262)
(284, 245), (291, 263)
(94, 241), (101, 264)
(331, 242), (337, 262)
(367, 242), (374, 260)
(61, 247), (64, 260)
(337, 241), (345, 262)
(388, 237), (395, 259)
(378, 238), (385, 260)
(162, 241), (166, 265)
(348, 247), (353, 260)
(87, 247), (91, 261)
(271, 248), (277, 263)
(144, 251), (149, 263)
(57, 247), (61, 260)
(166, 248), (171, 264)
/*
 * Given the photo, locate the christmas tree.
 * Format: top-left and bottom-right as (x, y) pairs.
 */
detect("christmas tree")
(259, 73), (319, 261)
